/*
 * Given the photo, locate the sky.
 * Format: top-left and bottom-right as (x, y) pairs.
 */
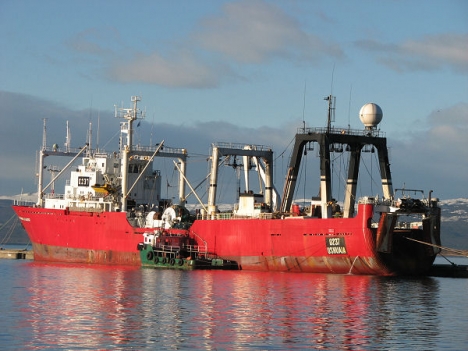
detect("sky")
(0, 0), (467, 202)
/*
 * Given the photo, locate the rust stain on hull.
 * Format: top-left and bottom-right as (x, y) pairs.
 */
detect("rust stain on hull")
(33, 243), (141, 266)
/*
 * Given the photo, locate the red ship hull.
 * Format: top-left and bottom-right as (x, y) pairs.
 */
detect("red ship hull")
(13, 206), (143, 265)
(189, 203), (437, 275)
(13, 203), (438, 275)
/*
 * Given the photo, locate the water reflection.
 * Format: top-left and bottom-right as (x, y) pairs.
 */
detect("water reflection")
(141, 271), (442, 350)
(14, 262), (143, 350)
(11, 263), (446, 350)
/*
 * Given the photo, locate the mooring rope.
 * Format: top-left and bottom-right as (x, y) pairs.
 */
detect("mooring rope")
(0, 213), (17, 232)
(0, 214), (19, 246)
(404, 236), (468, 258)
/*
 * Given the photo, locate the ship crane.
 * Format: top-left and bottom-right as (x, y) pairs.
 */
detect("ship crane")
(207, 143), (274, 216)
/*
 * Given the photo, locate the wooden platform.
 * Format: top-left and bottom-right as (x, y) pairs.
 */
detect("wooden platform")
(0, 249), (33, 260)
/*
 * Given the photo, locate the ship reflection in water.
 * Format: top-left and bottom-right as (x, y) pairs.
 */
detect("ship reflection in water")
(15, 263), (144, 349)
(9, 262), (466, 350)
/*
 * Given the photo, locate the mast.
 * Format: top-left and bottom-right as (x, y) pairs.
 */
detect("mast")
(36, 118), (47, 206)
(115, 96), (145, 211)
(325, 95), (335, 133)
(207, 145), (220, 215)
(65, 121), (71, 153)
(87, 122), (92, 155)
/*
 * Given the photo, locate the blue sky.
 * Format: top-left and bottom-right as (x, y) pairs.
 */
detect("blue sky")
(1, 0), (467, 201)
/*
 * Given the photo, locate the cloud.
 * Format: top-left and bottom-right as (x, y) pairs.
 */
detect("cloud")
(2, 91), (464, 200)
(422, 104), (468, 163)
(0, 91), (296, 196)
(108, 50), (222, 88)
(103, 0), (343, 87)
(66, 27), (119, 56)
(389, 103), (468, 198)
(427, 103), (468, 127)
(356, 33), (468, 73)
(195, 0), (344, 64)
(0, 91), (102, 195)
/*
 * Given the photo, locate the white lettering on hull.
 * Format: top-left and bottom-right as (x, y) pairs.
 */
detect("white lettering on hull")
(325, 237), (347, 255)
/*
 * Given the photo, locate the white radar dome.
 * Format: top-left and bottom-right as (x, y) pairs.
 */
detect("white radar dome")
(359, 103), (383, 129)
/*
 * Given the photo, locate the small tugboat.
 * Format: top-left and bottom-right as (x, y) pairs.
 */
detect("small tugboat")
(137, 205), (238, 270)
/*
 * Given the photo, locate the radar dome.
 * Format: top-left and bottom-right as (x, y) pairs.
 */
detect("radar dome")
(359, 103), (383, 129)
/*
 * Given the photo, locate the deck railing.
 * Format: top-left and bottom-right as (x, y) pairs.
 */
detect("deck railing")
(13, 199), (36, 206)
(298, 126), (385, 138)
(196, 212), (275, 220)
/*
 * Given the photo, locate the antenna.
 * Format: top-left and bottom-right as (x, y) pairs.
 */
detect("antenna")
(96, 112), (100, 152)
(348, 84), (352, 129)
(324, 95), (336, 133)
(330, 63), (335, 95)
(114, 96), (145, 151)
(302, 80), (307, 132)
(150, 114), (154, 146)
(42, 118), (48, 150)
(64, 121), (71, 152)
(115, 96), (146, 121)
(87, 122), (92, 155)
(325, 64), (336, 133)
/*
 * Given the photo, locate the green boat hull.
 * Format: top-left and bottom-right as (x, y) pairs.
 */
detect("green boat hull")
(139, 244), (239, 270)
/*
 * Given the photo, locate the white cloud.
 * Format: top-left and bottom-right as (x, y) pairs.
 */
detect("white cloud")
(390, 103), (468, 199)
(422, 103), (468, 155)
(108, 50), (221, 88)
(427, 102), (468, 126)
(195, 0), (343, 64)
(103, 0), (343, 87)
(356, 33), (468, 73)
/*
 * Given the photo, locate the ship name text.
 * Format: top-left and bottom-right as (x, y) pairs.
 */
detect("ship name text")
(325, 237), (347, 255)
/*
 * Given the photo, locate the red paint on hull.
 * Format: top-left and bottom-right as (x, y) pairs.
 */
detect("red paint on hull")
(189, 204), (436, 275)
(13, 206), (142, 265)
(14, 203), (437, 275)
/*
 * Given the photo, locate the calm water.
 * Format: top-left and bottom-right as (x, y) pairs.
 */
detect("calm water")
(0, 257), (467, 350)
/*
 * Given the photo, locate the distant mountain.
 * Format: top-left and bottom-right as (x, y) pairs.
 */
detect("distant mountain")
(439, 198), (468, 251)
(1, 197), (467, 250)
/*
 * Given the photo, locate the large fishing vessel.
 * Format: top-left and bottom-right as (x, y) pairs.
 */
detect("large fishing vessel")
(13, 95), (441, 275)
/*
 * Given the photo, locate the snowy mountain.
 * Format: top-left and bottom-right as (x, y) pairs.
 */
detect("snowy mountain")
(439, 198), (468, 251)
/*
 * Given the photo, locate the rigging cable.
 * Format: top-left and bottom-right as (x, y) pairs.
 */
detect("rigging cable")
(0, 214), (19, 246)
(404, 237), (468, 258)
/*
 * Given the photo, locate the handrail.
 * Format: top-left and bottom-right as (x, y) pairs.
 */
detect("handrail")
(298, 126), (385, 138)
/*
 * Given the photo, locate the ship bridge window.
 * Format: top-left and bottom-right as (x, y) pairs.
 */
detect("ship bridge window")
(129, 164), (140, 173)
